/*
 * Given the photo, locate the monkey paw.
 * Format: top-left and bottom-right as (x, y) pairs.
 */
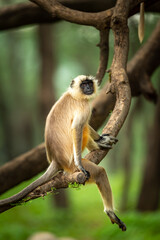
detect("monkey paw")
(106, 210), (127, 231)
(96, 134), (118, 149)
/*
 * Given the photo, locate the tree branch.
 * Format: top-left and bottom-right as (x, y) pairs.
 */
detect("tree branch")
(0, 143), (47, 195)
(0, 172), (86, 213)
(30, 0), (112, 30)
(0, 0), (160, 31)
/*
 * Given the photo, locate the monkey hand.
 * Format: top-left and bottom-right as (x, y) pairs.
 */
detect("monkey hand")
(96, 134), (118, 149)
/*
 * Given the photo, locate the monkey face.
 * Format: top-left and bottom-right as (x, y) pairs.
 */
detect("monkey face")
(69, 75), (98, 100)
(80, 79), (94, 95)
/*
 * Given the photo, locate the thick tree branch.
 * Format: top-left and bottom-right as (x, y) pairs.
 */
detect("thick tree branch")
(0, 0), (159, 31)
(30, 0), (112, 30)
(30, 0), (154, 30)
(0, 143), (47, 195)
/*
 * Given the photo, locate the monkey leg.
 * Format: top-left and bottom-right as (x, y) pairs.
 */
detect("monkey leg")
(82, 159), (126, 231)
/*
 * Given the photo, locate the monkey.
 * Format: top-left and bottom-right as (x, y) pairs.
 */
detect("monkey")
(0, 75), (126, 231)
(138, 2), (145, 43)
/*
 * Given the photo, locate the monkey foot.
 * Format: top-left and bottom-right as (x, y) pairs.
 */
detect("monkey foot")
(106, 210), (127, 231)
(80, 167), (90, 180)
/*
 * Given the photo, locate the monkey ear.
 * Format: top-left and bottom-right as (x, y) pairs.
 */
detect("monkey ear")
(70, 80), (75, 88)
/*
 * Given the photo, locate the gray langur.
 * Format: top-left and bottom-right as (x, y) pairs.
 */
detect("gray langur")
(0, 75), (126, 231)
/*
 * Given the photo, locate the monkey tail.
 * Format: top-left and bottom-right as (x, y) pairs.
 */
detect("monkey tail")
(0, 161), (58, 206)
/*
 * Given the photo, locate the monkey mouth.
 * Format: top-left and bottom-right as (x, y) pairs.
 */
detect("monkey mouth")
(85, 91), (93, 95)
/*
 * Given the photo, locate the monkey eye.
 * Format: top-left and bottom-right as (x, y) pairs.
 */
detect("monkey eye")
(80, 80), (93, 88)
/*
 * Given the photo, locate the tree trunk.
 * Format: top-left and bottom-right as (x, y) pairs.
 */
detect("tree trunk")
(38, 24), (69, 208)
(38, 24), (55, 123)
(120, 99), (142, 210)
(137, 90), (160, 211)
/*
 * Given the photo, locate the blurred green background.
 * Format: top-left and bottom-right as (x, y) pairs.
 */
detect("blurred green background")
(0, 1), (160, 239)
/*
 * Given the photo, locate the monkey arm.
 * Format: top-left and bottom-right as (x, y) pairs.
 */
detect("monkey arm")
(71, 126), (82, 167)
(88, 125), (100, 140)
(71, 127), (90, 179)
(71, 116), (90, 179)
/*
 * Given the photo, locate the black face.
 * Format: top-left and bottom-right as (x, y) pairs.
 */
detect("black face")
(80, 80), (94, 95)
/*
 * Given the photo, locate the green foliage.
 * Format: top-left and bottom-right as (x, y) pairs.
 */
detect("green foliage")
(68, 182), (82, 190)
(0, 177), (160, 240)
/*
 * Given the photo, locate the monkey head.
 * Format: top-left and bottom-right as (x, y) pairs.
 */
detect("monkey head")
(69, 75), (98, 100)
